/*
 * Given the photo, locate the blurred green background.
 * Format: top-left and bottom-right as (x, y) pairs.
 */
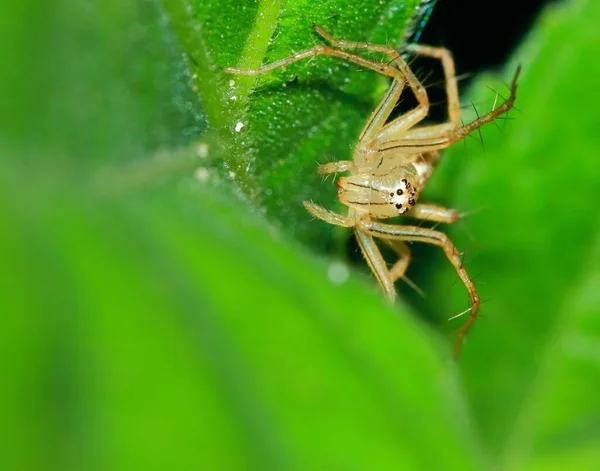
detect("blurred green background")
(1, 0), (599, 469)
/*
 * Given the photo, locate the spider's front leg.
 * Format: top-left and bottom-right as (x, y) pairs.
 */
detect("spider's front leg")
(303, 203), (401, 302)
(359, 220), (480, 359)
(224, 25), (401, 80)
(408, 203), (460, 224)
(303, 201), (355, 228)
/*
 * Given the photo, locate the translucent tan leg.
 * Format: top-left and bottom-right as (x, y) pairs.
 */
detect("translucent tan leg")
(408, 203), (459, 224)
(311, 25), (430, 144)
(404, 44), (461, 127)
(374, 66), (521, 156)
(302, 204), (397, 300)
(359, 220), (480, 358)
(383, 240), (411, 281)
(383, 240), (426, 297)
(303, 202), (356, 227)
(374, 44), (460, 146)
(354, 228), (396, 301)
(225, 45), (398, 79)
(452, 66), (521, 142)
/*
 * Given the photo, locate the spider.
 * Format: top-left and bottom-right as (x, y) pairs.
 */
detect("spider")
(225, 24), (520, 358)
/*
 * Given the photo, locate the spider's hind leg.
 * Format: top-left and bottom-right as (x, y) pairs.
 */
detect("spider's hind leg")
(311, 24), (431, 144)
(373, 44), (462, 145)
(404, 44), (461, 128)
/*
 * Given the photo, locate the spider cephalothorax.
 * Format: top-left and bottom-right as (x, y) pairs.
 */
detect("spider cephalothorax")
(226, 24), (520, 358)
(337, 170), (420, 218)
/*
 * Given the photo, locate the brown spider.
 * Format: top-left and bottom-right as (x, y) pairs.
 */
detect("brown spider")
(225, 24), (520, 358)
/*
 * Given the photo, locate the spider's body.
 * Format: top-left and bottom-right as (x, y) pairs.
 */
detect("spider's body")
(226, 25), (519, 358)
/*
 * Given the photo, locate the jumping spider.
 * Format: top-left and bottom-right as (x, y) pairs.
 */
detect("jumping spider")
(225, 24), (520, 358)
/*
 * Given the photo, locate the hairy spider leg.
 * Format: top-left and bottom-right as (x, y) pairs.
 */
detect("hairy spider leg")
(303, 203), (396, 301)
(354, 228), (396, 300)
(225, 41), (399, 80)
(383, 239), (411, 282)
(307, 196), (476, 358)
(311, 24), (430, 147)
(375, 66), (521, 155)
(407, 203), (459, 224)
(358, 219), (480, 359)
(303, 201), (355, 228)
(375, 44), (461, 145)
(382, 240), (426, 297)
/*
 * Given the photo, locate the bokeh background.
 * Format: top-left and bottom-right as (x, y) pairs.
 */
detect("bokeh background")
(1, 0), (599, 469)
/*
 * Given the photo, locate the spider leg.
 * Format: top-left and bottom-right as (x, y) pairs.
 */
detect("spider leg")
(303, 202), (355, 227)
(382, 240), (426, 297)
(408, 203), (459, 224)
(311, 24), (430, 145)
(225, 45), (399, 79)
(303, 204), (397, 301)
(404, 44), (461, 128)
(382, 239), (411, 282)
(359, 220), (480, 358)
(374, 66), (521, 155)
(354, 228), (396, 301)
(452, 66), (521, 142)
(373, 44), (460, 145)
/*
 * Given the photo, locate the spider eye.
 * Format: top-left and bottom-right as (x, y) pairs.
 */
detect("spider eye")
(396, 189), (403, 196)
